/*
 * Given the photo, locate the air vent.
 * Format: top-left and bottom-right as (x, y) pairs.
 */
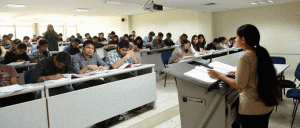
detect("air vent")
(204, 3), (216, 6)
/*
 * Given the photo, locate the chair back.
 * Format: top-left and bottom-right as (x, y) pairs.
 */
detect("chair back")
(24, 69), (33, 84)
(161, 51), (173, 65)
(295, 62), (300, 80)
(271, 56), (286, 64)
(0, 60), (4, 64)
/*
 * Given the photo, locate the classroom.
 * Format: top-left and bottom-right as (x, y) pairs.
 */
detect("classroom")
(0, 0), (299, 128)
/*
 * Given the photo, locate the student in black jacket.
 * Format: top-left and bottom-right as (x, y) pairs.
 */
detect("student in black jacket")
(164, 33), (175, 46)
(206, 38), (219, 50)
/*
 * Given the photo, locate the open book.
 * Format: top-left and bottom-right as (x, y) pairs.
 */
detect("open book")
(7, 62), (27, 66)
(184, 61), (236, 83)
(118, 63), (132, 69)
(0, 84), (27, 94)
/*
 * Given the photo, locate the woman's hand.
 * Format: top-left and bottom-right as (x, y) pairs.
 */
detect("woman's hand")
(207, 69), (221, 78)
(228, 71), (236, 77)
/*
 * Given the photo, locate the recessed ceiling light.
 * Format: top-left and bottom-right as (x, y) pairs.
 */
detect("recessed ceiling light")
(105, 1), (121, 4)
(259, 1), (266, 4)
(4, 4), (26, 8)
(250, 2), (257, 5)
(73, 8), (91, 12)
(267, 0), (275, 3)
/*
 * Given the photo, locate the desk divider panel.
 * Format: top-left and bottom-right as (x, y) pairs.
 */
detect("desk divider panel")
(47, 72), (156, 128)
(0, 98), (48, 128)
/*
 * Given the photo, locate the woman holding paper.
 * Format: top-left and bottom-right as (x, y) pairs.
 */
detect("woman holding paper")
(208, 24), (279, 128)
(168, 40), (196, 63)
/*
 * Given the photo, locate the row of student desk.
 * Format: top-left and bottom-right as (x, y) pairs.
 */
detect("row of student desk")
(162, 48), (290, 128)
(0, 64), (157, 128)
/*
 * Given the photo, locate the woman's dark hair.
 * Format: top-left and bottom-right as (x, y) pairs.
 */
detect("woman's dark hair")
(84, 33), (91, 40)
(17, 43), (27, 50)
(158, 32), (163, 37)
(198, 34), (206, 49)
(213, 38), (220, 44)
(2, 35), (9, 39)
(133, 36), (143, 49)
(109, 35), (119, 44)
(181, 39), (191, 53)
(118, 40), (130, 48)
(37, 39), (49, 57)
(70, 38), (81, 55)
(128, 35), (134, 42)
(182, 34), (188, 39)
(56, 52), (71, 65)
(23, 36), (30, 40)
(58, 33), (63, 36)
(218, 37), (226, 42)
(237, 24), (279, 106)
(191, 35), (201, 51)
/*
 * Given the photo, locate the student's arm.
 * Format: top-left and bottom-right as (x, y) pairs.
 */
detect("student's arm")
(9, 66), (18, 85)
(130, 50), (139, 64)
(129, 44), (133, 50)
(111, 56), (129, 69)
(96, 54), (109, 70)
(65, 62), (75, 74)
(30, 60), (61, 83)
(176, 52), (193, 57)
(4, 52), (12, 64)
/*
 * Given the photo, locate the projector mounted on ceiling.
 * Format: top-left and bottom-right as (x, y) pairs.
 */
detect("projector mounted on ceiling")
(143, 0), (163, 11)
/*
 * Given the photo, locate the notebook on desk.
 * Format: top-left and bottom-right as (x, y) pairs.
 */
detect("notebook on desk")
(184, 61), (236, 83)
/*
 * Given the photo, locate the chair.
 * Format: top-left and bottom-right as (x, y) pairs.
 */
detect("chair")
(24, 69), (33, 84)
(280, 62), (300, 96)
(161, 51), (176, 87)
(0, 60), (4, 64)
(286, 89), (300, 127)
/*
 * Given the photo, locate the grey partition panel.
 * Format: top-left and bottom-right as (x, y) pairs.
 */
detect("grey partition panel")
(47, 73), (157, 128)
(141, 53), (164, 73)
(0, 98), (48, 128)
(176, 79), (227, 128)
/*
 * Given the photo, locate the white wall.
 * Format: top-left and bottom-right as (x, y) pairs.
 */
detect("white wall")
(212, 2), (300, 73)
(130, 9), (213, 43)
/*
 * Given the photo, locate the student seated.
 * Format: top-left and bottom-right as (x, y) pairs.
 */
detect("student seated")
(8, 39), (21, 52)
(92, 36), (104, 48)
(168, 40), (195, 63)
(31, 36), (44, 52)
(206, 38), (219, 50)
(72, 40), (109, 90)
(217, 37), (229, 49)
(97, 32), (107, 44)
(198, 34), (207, 49)
(164, 33), (175, 46)
(129, 36), (143, 52)
(30, 34), (38, 42)
(29, 52), (74, 96)
(176, 34), (188, 45)
(229, 37), (236, 47)
(63, 38), (81, 55)
(4, 43), (30, 73)
(84, 33), (92, 41)
(128, 34), (134, 42)
(107, 31), (115, 42)
(31, 39), (52, 63)
(108, 35), (119, 45)
(0, 59), (34, 107)
(120, 34), (129, 42)
(151, 32), (165, 49)
(23, 36), (32, 47)
(58, 33), (63, 43)
(106, 40), (139, 81)
(66, 35), (75, 43)
(191, 35), (209, 54)
(1, 35), (12, 49)
(143, 31), (155, 45)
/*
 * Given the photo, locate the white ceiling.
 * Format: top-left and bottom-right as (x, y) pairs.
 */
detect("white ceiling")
(0, 0), (299, 20)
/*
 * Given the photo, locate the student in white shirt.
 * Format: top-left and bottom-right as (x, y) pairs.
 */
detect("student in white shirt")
(176, 34), (188, 45)
(191, 35), (209, 54)
(218, 37), (229, 49)
(169, 40), (196, 63)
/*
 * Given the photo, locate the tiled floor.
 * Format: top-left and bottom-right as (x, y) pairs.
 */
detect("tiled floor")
(91, 72), (300, 128)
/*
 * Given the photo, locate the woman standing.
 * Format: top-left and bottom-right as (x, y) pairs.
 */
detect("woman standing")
(43, 24), (59, 51)
(208, 24), (279, 128)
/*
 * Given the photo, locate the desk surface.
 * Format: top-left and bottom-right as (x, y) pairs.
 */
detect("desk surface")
(0, 83), (44, 98)
(44, 64), (155, 89)
(10, 63), (37, 69)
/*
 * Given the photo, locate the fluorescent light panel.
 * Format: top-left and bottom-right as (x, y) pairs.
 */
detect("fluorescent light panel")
(251, 0), (274, 5)
(74, 8), (91, 12)
(105, 1), (121, 4)
(5, 4), (26, 8)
